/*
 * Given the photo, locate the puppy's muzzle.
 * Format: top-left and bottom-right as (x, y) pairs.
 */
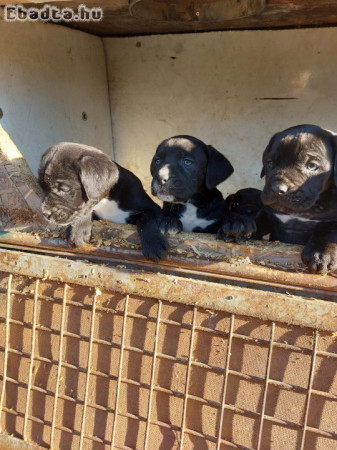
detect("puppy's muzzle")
(241, 205), (259, 216)
(270, 180), (289, 196)
(262, 175), (306, 211)
(41, 199), (73, 225)
(41, 202), (52, 220)
(152, 176), (182, 195)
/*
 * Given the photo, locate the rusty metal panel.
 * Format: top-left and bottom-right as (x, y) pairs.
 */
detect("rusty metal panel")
(0, 245), (335, 449)
(0, 247), (336, 332)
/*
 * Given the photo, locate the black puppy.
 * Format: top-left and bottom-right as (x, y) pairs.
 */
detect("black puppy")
(225, 188), (268, 240)
(260, 124), (337, 273)
(38, 142), (168, 261)
(151, 135), (256, 238)
(225, 188), (262, 217)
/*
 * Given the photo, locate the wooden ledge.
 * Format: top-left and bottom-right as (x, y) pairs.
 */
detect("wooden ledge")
(0, 221), (336, 304)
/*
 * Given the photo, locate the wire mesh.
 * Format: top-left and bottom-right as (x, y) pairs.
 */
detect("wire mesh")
(0, 270), (336, 449)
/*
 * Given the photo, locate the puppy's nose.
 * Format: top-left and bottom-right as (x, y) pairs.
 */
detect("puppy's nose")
(41, 204), (52, 219)
(159, 176), (168, 185)
(271, 182), (288, 196)
(158, 165), (171, 184)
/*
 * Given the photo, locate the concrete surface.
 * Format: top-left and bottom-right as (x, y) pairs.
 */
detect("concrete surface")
(104, 28), (337, 196)
(0, 20), (113, 176)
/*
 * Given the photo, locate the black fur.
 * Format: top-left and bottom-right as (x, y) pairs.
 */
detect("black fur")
(224, 188), (269, 240)
(38, 142), (167, 262)
(260, 124), (337, 273)
(150, 135), (252, 238)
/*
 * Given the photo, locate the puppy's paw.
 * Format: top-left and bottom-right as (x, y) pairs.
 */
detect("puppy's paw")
(302, 242), (337, 274)
(68, 221), (92, 247)
(141, 231), (168, 262)
(218, 213), (257, 243)
(159, 216), (183, 235)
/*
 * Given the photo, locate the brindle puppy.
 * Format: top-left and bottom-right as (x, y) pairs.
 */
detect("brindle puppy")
(260, 124), (337, 273)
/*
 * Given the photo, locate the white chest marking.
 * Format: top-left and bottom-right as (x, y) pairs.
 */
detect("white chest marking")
(93, 199), (130, 223)
(180, 203), (216, 232)
(274, 213), (319, 224)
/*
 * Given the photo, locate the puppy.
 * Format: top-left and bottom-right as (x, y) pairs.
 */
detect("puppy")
(151, 135), (256, 238)
(225, 188), (269, 240)
(225, 188), (262, 217)
(38, 142), (168, 261)
(260, 124), (337, 273)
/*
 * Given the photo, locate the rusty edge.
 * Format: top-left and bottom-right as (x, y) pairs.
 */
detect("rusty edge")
(0, 434), (39, 449)
(0, 245), (337, 332)
(0, 222), (336, 295)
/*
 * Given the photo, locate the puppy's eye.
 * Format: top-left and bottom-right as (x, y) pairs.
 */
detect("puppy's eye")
(233, 201), (240, 208)
(58, 184), (71, 193)
(183, 159), (193, 166)
(307, 162), (319, 171)
(155, 158), (161, 165)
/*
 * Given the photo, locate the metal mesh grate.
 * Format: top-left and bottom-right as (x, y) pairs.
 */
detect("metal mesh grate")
(0, 271), (336, 449)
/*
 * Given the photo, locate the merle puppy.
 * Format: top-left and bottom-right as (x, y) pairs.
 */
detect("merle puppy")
(260, 124), (337, 273)
(38, 142), (168, 261)
(151, 135), (256, 238)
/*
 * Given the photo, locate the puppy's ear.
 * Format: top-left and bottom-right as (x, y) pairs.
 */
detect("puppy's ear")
(260, 135), (275, 178)
(334, 154), (337, 187)
(77, 154), (119, 201)
(224, 193), (235, 210)
(329, 134), (337, 186)
(150, 154), (157, 176)
(205, 145), (234, 190)
(38, 146), (58, 187)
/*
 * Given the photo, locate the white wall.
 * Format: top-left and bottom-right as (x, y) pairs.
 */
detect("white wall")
(2, 23), (337, 193)
(104, 28), (337, 197)
(0, 21), (113, 175)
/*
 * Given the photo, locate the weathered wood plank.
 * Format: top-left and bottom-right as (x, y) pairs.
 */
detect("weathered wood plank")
(0, 126), (44, 228)
(10, 0), (337, 36)
(0, 222), (336, 301)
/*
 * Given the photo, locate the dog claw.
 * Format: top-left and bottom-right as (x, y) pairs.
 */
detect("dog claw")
(302, 242), (337, 274)
(219, 213), (257, 242)
(142, 235), (168, 262)
(68, 221), (92, 248)
(159, 217), (183, 235)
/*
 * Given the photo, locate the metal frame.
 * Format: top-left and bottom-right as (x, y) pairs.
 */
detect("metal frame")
(0, 235), (335, 448)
